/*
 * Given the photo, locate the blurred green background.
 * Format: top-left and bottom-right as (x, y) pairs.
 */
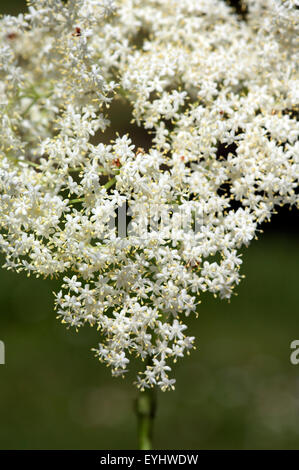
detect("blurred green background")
(1, 1), (299, 450)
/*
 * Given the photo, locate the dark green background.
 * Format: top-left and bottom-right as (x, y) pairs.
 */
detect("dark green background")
(0, 1), (299, 450)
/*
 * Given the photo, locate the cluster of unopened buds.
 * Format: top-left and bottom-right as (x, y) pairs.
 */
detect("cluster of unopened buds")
(0, 0), (298, 390)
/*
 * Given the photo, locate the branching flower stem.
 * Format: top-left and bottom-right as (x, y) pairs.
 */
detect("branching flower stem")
(69, 177), (117, 204)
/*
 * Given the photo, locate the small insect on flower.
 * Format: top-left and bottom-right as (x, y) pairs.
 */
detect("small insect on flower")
(6, 32), (17, 40)
(112, 158), (121, 167)
(72, 27), (81, 37)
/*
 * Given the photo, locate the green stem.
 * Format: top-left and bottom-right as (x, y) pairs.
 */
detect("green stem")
(69, 197), (85, 204)
(5, 154), (40, 169)
(22, 97), (39, 117)
(104, 176), (116, 190)
(135, 387), (157, 450)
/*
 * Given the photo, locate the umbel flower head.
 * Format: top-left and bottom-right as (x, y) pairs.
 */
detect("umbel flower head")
(0, 0), (298, 391)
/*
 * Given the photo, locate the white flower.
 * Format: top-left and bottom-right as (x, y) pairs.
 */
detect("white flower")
(0, 0), (298, 390)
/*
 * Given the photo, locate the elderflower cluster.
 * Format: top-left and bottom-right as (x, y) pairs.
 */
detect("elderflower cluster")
(0, 0), (298, 391)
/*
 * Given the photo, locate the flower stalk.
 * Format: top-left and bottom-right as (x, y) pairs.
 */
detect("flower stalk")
(135, 386), (157, 450)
